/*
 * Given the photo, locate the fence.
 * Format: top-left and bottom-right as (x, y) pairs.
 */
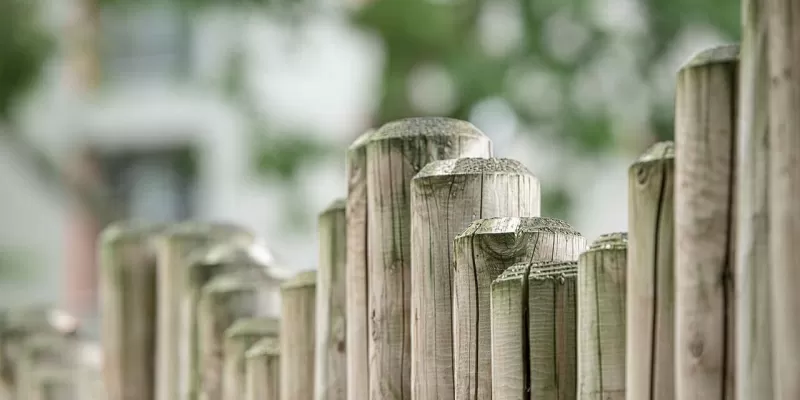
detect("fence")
(0, 5), (796, 399)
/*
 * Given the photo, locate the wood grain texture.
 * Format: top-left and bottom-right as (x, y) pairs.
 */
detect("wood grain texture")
(222, 318), (280, 400)
(577, 233), (627, 400)
(345, 130), (374, 400)
(196, 269), (275, 400)
(315, 199), (348, 400)
(245, 337), (280, 400)
(410, 158), (540, 400)
(280, 271), (317, 400)
(184, 241), (281, 400)
(490, 264), (529, 399)
(675, 45), (738, 400)
(98, 222), (162, 400)
(154, 222), (254, 400)
(737, 1), (773, 398)
(453, 217), (585, 400)
(767, 1), (800, 399)
(626, 141), (675, 400)
(366, 117), (492, 400)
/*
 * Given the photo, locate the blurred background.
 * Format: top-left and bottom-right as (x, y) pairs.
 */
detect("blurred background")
(0, 0), (737, 336)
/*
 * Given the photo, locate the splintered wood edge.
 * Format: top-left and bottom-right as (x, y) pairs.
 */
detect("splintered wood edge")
(414, 157), (533, 180)
(455, 216), (580, 240)
(245, 337), (280, 358)
(321, 198), (347, 216)
(681, 44), (740, 69)
(370, 117), (487, 141)
(281, 270), (317, 290)
(634, 141), (674, 165)
(224, 317), (280, 339)
(586, 232), (628, 252)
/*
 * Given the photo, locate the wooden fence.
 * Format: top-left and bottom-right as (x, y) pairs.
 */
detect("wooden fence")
(0, 7), (797, 399)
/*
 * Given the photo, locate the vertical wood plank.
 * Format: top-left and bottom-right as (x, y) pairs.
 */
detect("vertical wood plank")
(577, 233), (627, 400)
(245, 337), (280, 400)
(675, 45), (738, 400)
(626, 141), (675, 400)
(453, 217), (585, 400)
(222, 317), (279, 400)
(366, 117), (492, 400)
(490, 264), (529, 399)
(280, 271), (317, 400)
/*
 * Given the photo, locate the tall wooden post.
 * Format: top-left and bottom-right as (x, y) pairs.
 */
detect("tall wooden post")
(315, 199), (348, 400)
(626, 141), (675, 400)
(98, 222), (162, 400)
(453, 217), (585, 400)
(197, 270), (276, 400)
(737, 0), (772, 398)
(280, 271), (317, 400)
(367, 117), (492, 400)
(768, 0), (800, 398)
(222, 317), (280, 400)
(345, 130), (374, 400)
(577, 233), (628, 400)
(154, 222), (254, 400)
(410, 158), (541, 400)
(245, 337), (280, 400)
(675, 45), (738, 400)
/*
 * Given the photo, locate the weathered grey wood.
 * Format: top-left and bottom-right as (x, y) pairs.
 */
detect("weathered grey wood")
(75, 341), (106, 400)
(29, 366), (75, 400)
(16, 334), (78, 400)
(184, 241), (284, 400)
(222, 317), (280, 400)
(626, 141), (675, 400)
(315, 199), (348, 400)
(98, 222), (162, 400)
(154, 222), (254, 400)
(366, 117), (492, 400)
(675, 45), (738, 400)
(245, 337), (280, 400)
(197, 269), (276, 400)
(577, 233), (627, 400)
(489, 264), (528, 399)
(410, 158), (540, 400)
(345, 130), (374, 400)
(280, 271), (317, 400)
(453, 217), (585, 400)
(737, 1), (772, 398)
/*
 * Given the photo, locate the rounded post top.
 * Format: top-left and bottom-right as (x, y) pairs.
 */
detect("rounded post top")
(681, 44), (740, 69)
(528, 260), (578, 281)
(321, 198), (347, 215)
(414, 157), (531, 179)
(281, 270), (317, 290)
(225, 317), (280, 339)
(188, 240), (293, 282)
(202, 270), (268, 295)
(588, 232), (628, 251)
(493, 263), (529, 284)
(159, 221), (254, 241)
(245, 336), (280, 358)
(99, 221), (166, 244)
(635, 140), (674, 164)
(455, 216), (580, 240)
(348, 129), (377, 151)
(371, 117), (487, 141)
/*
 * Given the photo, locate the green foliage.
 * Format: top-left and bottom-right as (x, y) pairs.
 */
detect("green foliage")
(254, 133), (332, 181)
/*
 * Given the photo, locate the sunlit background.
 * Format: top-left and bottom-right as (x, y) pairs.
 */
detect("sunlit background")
(0, 0), (737, 336)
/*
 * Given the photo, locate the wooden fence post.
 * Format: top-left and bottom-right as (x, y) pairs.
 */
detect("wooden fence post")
(245, 337), (280, 400)
(197, 269), (278, 400)
(16, 334), (79, 400)
(98, 222), (162, 400)
(29, 366), (74, 400)
(76, 341), (106, 400)
(626, 141), (675, 400)
(410, 157), (541, 400)
(767, 0), (800, 398)
(315, 199), (347, 400)
(185, 241), (281, 400)
(280, 271), (317, 400)
(675, 45), (738, 399)
(222, 317), (280, 400)
(453, 217), (585, 400)
(577, 233), (628, 400)
(737, 0), (772, 398)
(366, 117), (492, 400)
(345, 130), (374, 400)
(154, 222), (254, 400)
(490, 261), (578, 399)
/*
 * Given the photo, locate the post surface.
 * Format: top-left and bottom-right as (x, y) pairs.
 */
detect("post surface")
(452, 217), (585, 400)
(222, 318), (279, 400)
(489, 264), (528, 399)
(737, 0), (773, 398)
(626, 141), (675, 400)
(410, 158), (540, 400)
(245, 337), (280, 400)
(98, 222), (161, 400)
(280, 271), (317, 400)
(577, 233), (627, 400)
(675, 45), (738, 400)
(345, 130), (373, 400)
(366, 117), (492, 400)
